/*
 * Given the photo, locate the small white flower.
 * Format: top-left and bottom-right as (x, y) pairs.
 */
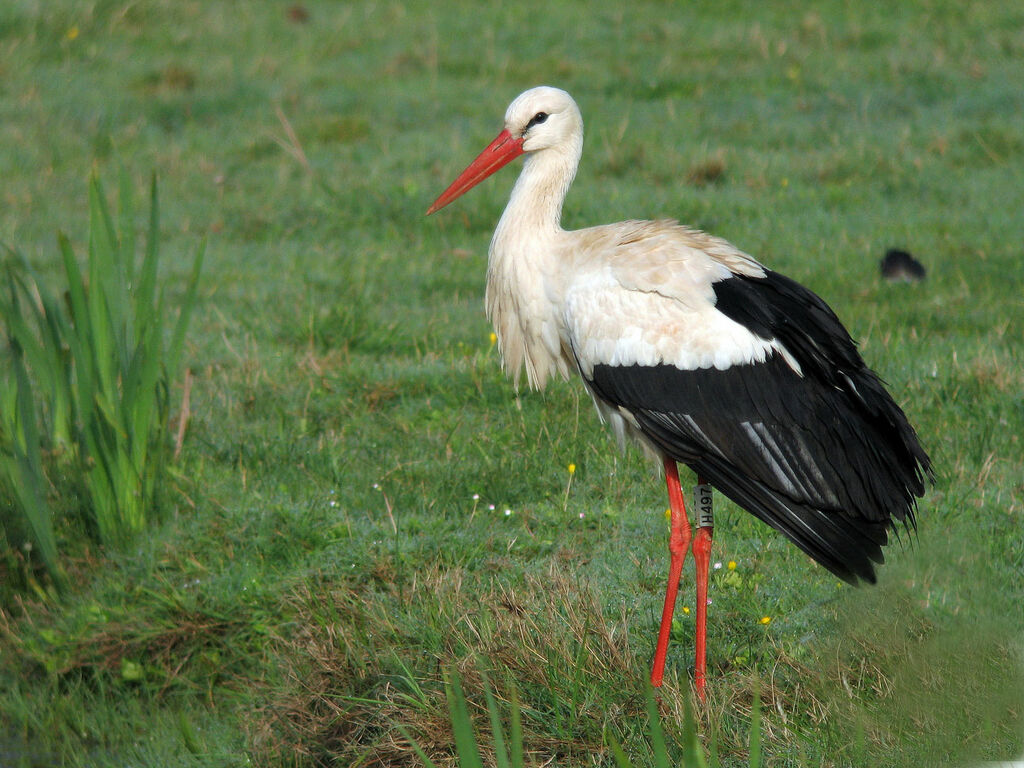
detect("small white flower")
(713, 561), (723, 570)
(504, 508), (512, 516)
(472, 493), (480, 500)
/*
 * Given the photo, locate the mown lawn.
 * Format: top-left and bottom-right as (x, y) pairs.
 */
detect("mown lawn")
(1, 1), (1022, 766)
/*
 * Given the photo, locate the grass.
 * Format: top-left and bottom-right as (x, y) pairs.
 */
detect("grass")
(402, 665), (758, 768)
(1, 0), (1022, 765)
(1, 169), (202, 593)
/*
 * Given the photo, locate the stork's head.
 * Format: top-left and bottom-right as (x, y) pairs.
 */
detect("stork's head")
(426, 86), (583, 214)
(504, 86), (582, 152)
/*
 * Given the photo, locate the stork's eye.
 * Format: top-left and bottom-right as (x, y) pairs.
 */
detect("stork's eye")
(526, 112), (549, 130)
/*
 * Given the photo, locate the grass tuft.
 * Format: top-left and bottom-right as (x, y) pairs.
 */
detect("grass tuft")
(1, 169), (203, 593)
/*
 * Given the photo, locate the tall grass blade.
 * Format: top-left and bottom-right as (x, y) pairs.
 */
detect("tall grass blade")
(30, 290), (75, 448)
(1, 342), (62, 586)
(508, 676), (523, 768)
(748, 687), (762, 768)
(57, 232), (94, 409)
(607, 733), (636, 768)
(479, 669), (510, 768)
(86, 175), (120, 389)
(444, 669), (484, 768)
(644, 687), (674, 768)
(679, 689), (709, 768)
(117, 165), (137, 287)
(1, 266), (74, 448)
(708, 729), (721, 768)
(133, 173), (159, 330)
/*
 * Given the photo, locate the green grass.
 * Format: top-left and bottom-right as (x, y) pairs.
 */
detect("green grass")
(1, 0), (1022, 766)
(1, 169), (202, 592)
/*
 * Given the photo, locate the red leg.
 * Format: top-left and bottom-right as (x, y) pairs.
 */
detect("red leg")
(692, 478), (714, 700)
(650, 458), (692, 688)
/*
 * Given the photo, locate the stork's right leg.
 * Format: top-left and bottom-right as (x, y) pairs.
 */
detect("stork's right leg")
(692, 520), (713, 699)
(650, 457), (692, 688)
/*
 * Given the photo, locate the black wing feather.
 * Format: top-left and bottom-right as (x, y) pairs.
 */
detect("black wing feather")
(714, 270), (932, 494)
(583, 269), (932, 585)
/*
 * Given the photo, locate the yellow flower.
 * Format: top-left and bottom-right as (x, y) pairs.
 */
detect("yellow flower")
(488, 332), (497, 346)
(727, 560), (737, 571)
(66, 25), (79, 40)
(682, 606), (690, 615)
(759, 616), (772, 626)
(568, 463), (576, 474)
(664, 507), (671, 521)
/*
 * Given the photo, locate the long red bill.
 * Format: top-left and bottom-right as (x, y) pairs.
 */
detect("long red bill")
(426, 129), (525, 215)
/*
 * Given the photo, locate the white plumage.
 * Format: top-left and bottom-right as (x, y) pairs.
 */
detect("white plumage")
(428, 86), (931, 696)
(479, 89), (771, 389)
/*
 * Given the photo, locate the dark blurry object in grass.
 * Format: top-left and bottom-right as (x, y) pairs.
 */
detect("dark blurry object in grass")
(686, 155), (726, 187)
(880, 248), (926, 283)
(287, 5), (309, 23)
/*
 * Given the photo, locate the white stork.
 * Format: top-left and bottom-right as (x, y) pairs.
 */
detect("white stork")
(427, 86), (932, 697)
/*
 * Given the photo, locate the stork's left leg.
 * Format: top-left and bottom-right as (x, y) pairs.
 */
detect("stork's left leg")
(692, 479), (714, 700)
(650, 457), (692, 688)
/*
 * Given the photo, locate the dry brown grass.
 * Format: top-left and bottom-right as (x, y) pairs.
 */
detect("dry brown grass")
(249, 561), (896, 766)
(250, 562), (647, 767)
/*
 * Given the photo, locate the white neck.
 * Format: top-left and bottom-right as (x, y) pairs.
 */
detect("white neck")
(485, 138), (582, 390)
(493, 139), (582, 244)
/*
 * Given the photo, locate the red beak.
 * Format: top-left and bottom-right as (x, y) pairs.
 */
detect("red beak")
(426, 129), (525, 215)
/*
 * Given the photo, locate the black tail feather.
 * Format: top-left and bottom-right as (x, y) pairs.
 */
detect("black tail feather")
(691, 454), (889, 585)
